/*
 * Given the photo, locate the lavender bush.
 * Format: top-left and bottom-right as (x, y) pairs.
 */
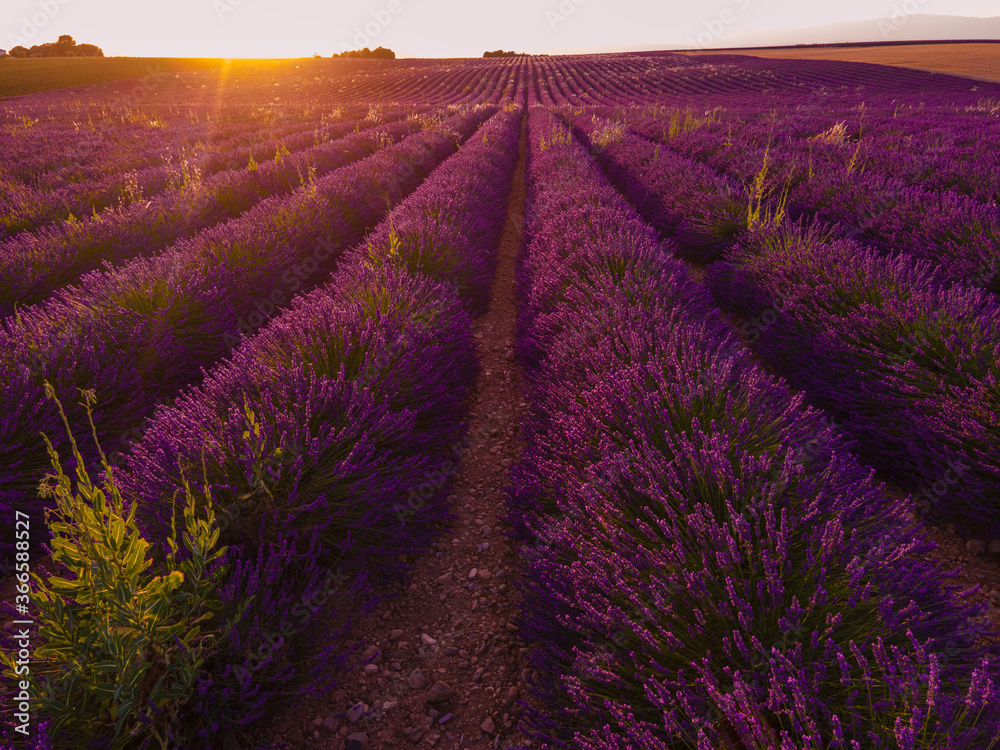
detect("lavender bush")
(706, 220), (1000, 538)
(0, 112), (421, 314)
(564, 111), (750, 263)
(0, 107), (493, 567)
(506, 106), (1000, 750)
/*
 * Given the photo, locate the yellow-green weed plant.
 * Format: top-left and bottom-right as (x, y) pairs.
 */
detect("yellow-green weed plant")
(1, 385), (241, 749)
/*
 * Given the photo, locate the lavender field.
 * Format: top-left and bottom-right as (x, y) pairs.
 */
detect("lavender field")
(1, 51), (1000, 749)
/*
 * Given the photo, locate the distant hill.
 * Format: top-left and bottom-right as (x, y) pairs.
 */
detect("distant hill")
(694, 14), (1000, 50)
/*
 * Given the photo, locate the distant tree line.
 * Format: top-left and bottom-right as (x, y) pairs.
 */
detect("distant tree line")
(333, 46), (395, 59)
(483, 50), (528, 58)
(7, 35), (103, 58)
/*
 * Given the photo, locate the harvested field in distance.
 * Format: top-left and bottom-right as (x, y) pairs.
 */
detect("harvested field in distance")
(682, 41), (1000, 83)
(0, 57), (242, 98)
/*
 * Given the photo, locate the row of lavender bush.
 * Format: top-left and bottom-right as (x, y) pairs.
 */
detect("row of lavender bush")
(0, 105), (387, 238)
(706, 221), (1000, 540)
(566, 106), (1000, 538)
(506, 106), (1000, 750)
(0, 105), (520, 749)
(0, 108), (256, 192)
(0, 110), (431, 315)
(560, 110), (750, 263)
(622, 102), (1000, 205)
(0, 106), (495, 566)
(623, 107), (1000, 291)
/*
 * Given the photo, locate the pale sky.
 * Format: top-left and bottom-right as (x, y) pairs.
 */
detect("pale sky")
(2, 0), (998, 58)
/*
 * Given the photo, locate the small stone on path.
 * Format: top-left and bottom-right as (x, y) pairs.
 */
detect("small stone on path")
(426, 681), (455, 703)
(409, 668), (427, 689)
(321, 714), (341, 733)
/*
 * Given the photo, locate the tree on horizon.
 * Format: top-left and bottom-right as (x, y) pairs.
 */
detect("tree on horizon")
(14, 35), (103, 58)
(333, 46), (395, 59)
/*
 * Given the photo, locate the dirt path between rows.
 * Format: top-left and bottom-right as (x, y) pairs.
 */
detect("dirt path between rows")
(251, 117), (533, 750)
